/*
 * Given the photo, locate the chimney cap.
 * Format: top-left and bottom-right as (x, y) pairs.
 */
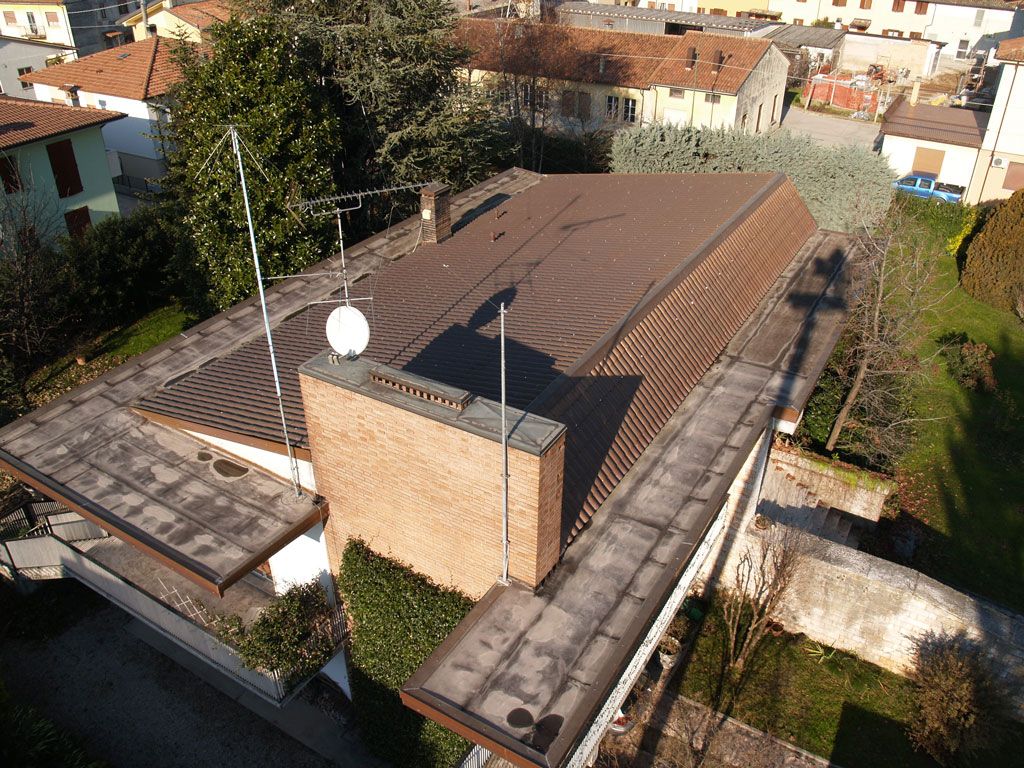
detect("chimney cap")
(422, 181), (451, 197)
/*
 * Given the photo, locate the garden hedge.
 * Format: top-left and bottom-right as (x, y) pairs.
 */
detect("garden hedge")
(961, 188), (1024, 317)
(338, 540), (473, 768)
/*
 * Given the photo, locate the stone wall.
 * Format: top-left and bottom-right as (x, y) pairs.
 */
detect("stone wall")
(770, 448), (893, 523)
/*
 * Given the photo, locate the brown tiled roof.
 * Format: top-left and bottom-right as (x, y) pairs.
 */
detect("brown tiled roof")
(881, 95), (988, 148)
(141, 172), (816, 545)
(20, 36), (184, 100)
(996, 36), (1024, 62)
(457, 19), (773, 95)
(0, 96), (124, 151)
(167, 0), (232, 31)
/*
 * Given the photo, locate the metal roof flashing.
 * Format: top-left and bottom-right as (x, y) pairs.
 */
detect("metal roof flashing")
(299, 352), (566, 457)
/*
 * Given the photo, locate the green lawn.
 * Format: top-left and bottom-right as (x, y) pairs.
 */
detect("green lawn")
(891, 202), (1024, 612)
(676, 611), (1024, 767)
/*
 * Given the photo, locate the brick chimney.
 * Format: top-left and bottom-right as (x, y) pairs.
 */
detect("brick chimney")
(420, 182), (451, 244)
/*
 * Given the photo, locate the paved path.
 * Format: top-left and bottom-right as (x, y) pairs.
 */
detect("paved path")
(778, 106), (883, 149)
(1, 602), (356, 768)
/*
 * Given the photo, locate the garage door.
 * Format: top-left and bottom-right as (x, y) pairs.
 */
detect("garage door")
(912, 147), (945, 177)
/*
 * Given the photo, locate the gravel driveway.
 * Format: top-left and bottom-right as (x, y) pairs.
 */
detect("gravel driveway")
(1, 601), (333, 768)
(778, 105), (883, 149)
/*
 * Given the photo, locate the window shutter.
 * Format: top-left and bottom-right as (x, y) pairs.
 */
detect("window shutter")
(578, 91), (592, 122)
(0, 155), (21, 194)
(63, 206), (91, 238)
(46, 139), (83, 198)
(561, 90), (576, 118)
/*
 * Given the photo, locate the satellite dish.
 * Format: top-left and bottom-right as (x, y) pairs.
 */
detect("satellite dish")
(326, 305), (370, 357)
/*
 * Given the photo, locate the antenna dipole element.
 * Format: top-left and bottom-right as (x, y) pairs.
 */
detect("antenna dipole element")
(499, 302), (510, 585)
(229, 126), (303, 497)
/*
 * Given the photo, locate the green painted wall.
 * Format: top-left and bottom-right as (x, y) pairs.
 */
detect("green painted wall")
(11, 124), (119, 238)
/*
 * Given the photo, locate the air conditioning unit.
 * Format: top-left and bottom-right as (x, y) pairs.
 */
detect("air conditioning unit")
(992, 156), (1007, 168)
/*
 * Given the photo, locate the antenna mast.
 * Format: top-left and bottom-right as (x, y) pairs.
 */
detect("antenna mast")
(228, 125), (303, 497)
(499, 302), (510, 585)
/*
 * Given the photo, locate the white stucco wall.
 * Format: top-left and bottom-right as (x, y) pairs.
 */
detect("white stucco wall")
(0, 37), (73, 98)
(926, 4), (1023, 60)
(267, 522), (334, 599)
(182, 429), (318, 493)
(840, 33), (941, 78)
(881, 133), (979, 186)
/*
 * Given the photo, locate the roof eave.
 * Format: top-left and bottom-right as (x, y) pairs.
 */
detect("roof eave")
(0, 112), (126, 152)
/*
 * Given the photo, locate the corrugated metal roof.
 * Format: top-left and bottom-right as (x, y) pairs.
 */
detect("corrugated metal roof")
(881, 95), (989, 148)
(557, 1), (777, 33)
(763, 24), (846, 50)
(458, 18), (774, 95)
(142, 172), (816, 546)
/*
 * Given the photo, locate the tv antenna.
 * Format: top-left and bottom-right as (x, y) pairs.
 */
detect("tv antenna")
(199, 125), (303, 497)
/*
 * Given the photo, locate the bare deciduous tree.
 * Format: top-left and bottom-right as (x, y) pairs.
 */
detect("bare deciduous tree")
(824, 204), (950, 467)
(722, 522), (808, 675)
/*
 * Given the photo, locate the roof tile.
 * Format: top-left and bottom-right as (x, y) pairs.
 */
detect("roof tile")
(0, 96), (124, 150)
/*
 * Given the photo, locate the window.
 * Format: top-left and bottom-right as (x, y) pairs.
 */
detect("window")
(17, 66), (31, 89)
(794, 17), (804, 23)
(117, 2), (129, 14)
(2, 11), (14, 25)
(957, 39), (970, 58)
(63, 206), (91, 238)
(45, 11), (58, 26)
(0, 156), (21, 193)
(974, 9), (984, 26)
(860, 0), (871, 8)
(833, 0), (846, 7)
(25, 10), (38, 35)
(771, 94), (778, 123)
(704, 93), (721, 104)
(1003, 161), (1024, 192)
(560, 90), (591, 121)
(668, 87), (685, 98)
(45, 139), (83, 198)
(623, 97), (637, 123)
(909, 31), (922, 39)
(606, 94), (620, 119)
(884, 29), (903, 37)
(100, 7), (108, 18)
(914, 1), (927, 13)
(911, 146), (944, 177)
(892, 0), (904, 10)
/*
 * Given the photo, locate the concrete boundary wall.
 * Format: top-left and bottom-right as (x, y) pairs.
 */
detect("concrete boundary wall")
(770, 449), (892, 523)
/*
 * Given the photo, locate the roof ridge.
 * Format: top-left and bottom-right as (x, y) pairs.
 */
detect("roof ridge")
(141, 35), (158, 100)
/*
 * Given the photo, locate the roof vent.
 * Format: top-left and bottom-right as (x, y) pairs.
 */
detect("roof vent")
(685, 46), (698, 70)
(370, 369), (470, 411)
(212, 459), (249, 479)
(711, 49), (724, 75)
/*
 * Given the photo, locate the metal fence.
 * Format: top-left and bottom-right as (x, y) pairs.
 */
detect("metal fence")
(457, 744), (493, 768)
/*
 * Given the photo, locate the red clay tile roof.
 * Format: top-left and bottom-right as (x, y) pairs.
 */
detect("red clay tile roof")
(458, 18), (773, 95)
(996, 36), (1024, 62)
(20, 36), (184, 101)
(881, 95), (988, 148)
(167, 0), (232, 31)
(140, 172), (817, 545)
(0, 96), (124, 150)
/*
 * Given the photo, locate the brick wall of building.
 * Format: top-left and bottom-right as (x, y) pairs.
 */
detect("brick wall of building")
(300, 373), (565, 599)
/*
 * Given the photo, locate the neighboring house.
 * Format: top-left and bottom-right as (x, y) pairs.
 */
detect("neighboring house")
(0, 33), (74, 98)
(558, 1), (779, 35)
(0, 95), (122, 237)
(120, 0), (230, 42)
(0, 165), (857, 763)
(460, 19), (790, 133)
(880, 36), (1024, 201)
(20, 35), (181, 193)
(761, 22), (846, 78)
(765, 0), (1023, 65)
(0, 0), (140, 55)
(839, 28), (945, 76)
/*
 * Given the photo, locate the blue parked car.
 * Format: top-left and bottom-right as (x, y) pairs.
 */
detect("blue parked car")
(893, 175), (965, 204)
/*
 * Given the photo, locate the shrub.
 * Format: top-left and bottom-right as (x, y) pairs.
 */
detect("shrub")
(908, 631), (1010, 766)
(961, 188), (1024, 315)
(938, 332), (997, 391)
(338, 540), (473, 768)
(218, 580), (338, 688)
(0, 681), (103, 768)
(610, 125), (894, 233)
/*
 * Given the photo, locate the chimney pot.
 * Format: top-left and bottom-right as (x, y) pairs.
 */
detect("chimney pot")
(420, 182), (452, 244)
(910, 78), (921, 106)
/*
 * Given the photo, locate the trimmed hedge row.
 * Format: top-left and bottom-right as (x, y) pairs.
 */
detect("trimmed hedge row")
(338, 540), (473, 768)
